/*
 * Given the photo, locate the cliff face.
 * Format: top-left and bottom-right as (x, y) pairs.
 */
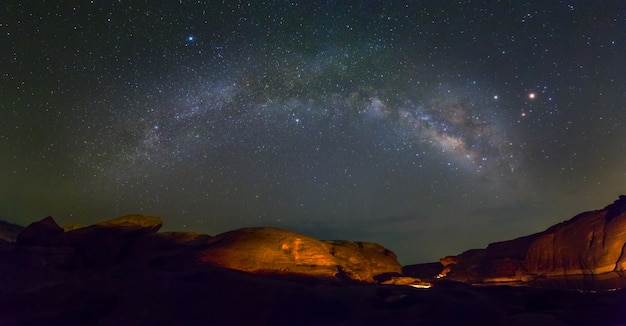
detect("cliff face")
(410, 196), (626, 288)
(524, 196), (626, 276)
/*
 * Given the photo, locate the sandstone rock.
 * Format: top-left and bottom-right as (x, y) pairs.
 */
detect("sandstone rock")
(197, 227), (402, 282)
(524, 206), (626, 276)
(16, 216), (65, 246)
(413, 196), (626, 290)
(324, 240), (403, 281)
(95, 214), (163, 232)
(198, 227), (338, 277)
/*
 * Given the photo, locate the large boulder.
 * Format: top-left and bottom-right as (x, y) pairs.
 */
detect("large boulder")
(197, 227), (402, 282)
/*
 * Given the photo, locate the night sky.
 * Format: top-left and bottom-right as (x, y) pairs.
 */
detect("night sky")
(2, 1), (625, 264)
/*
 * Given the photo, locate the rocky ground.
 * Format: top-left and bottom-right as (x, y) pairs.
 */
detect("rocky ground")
(2, 197), (626, 325)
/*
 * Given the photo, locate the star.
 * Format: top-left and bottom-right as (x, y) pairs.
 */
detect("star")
(3, 0), (625, 266)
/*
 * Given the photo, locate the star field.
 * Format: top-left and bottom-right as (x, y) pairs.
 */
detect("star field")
(1, 1), (625, 263)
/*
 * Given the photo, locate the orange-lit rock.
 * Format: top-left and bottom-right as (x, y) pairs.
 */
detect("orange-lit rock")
(198, 227), (338, 277)
(407, 196), (626, 289)
(524, 196), (626, 276)
(198, 227), (402, 282)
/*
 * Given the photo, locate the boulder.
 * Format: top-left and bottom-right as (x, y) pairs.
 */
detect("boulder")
(197, 227), (402, 282)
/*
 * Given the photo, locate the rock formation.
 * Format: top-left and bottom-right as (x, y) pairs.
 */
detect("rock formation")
(198, 227), (402, 281)
(524, 195), (626, 276)
(406, 195), (626, 289)
(16, 216), (65, 246)
(9, 215), (401, 282)
(2, 208), (626, 325)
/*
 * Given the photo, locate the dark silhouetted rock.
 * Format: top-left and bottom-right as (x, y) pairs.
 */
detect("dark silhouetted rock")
(402, 261), (446, 281)
(606, 195), (626, 220)
(16, 216), (64, 246)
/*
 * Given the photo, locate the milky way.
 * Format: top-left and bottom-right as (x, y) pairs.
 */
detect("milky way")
(2, 1), (626, 263)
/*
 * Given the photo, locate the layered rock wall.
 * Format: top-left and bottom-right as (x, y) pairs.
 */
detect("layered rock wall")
(415, 196), (626, 287)
(524, 196), (626, 276)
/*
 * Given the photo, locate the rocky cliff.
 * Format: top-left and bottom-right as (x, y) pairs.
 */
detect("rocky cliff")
(407, 195), (626, 289)
(524, 195), (626, 276)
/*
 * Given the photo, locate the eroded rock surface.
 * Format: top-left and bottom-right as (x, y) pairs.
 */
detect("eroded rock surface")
(198, 227), (402, 281)
(406, 196), (626, 289)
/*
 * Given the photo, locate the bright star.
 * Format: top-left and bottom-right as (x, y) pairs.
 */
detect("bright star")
(187, 35), (195, 42)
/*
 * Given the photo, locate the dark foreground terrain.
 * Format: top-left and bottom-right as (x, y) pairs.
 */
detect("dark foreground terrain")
(1, 247), (625, 326)
(2, 204), (626, 325)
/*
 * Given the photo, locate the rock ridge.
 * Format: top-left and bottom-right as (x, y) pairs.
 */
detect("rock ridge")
(11, 215), (401, 282)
